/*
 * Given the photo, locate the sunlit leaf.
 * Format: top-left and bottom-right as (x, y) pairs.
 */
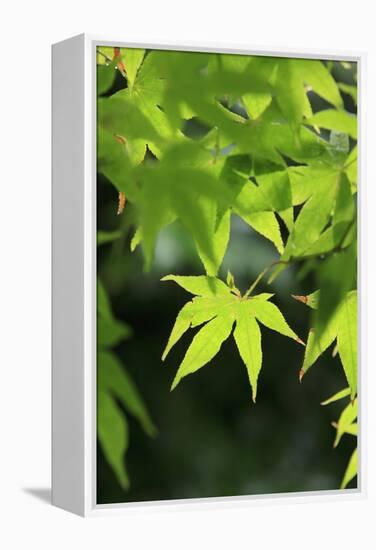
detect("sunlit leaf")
(248, 298), (302, 343)
(242, 92), (272, 120)
(171, 313), (234, 390)
(97, 61), (116, 96)
(161, 301), (198, 361)
(337, 291), (357, 399)
(294, 59), (343, 108)
(233, 301), (262, 402)
(315, 244), (356, 337)
(301, 312), (339, 378)
(306, 109), (357, 139)
(240, 210), (284, 254)
(161, 274), (231, 296)
(333, 399), (357, 448)
(195, 205), (230, 276)
(256, 171), (292, 212)
(274, 59), (312, 127)
(120, 48), (145, 90)
(321, 387), (351, 406)
(278, 207), (294, 232)
(163, 275), (302, 397)
(97, 47), (115, 65)
(283, 172), (338, 259)
(340, 448), (357, 489)
(346, 146), (357, 189)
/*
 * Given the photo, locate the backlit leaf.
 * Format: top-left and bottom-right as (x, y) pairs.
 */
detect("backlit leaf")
(161, 275), (231, 297)
(256, 171), (292, 212)
(161, 302), (198, 361)
(240, 210), (284, 254)
(275, 58), (312, 127)
(163, 275), (302, 397)
(337, 291), (357, 399)
(171, 313), (234, 390)
(333, 400), (357, 448)
(120, 48), (145, 91)
(321, 387), (351, 406)
(283, 172), (338, 258)
(242, 92), (272, 120)
(195, 205), (231, 276)
(294, 59), (343, 108)
(301, 311), (339, 377)
(233, 301), (262, 402)
(316, 244), (356, 337)
(97, 61), (116, 96)
(345, 146), (357, 190)
(247, 299), (302, 343)
(306, 110), (357, 139)
(340, 448), (357, 489)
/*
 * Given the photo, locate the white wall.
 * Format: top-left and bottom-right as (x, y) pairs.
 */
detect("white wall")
(1, 1), (375, 548)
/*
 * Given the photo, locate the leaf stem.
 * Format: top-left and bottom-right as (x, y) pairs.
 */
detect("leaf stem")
(213, 127), (220, 164)
(244, 267), (269, 297)
(97, 50), (112, 63)
(343, 157), (357, 171)
(245, 218), (356, 296)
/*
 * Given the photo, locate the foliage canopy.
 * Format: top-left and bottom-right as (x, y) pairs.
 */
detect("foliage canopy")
(97, 47), (358, 491)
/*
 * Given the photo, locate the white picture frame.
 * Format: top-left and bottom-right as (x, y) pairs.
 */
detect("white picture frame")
(52, 34), (366, 517)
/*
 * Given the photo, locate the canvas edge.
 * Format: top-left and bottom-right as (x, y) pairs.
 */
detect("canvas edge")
(52, 33), (87, 516)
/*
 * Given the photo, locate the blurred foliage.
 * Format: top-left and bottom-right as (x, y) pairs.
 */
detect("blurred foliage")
(96, 47), (358, 502)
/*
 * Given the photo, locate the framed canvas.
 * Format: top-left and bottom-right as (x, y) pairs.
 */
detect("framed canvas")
(52, 34), (365, 517)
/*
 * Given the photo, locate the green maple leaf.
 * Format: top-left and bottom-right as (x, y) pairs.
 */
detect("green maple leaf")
(341, 448), (357, 489)
(97, 280), (156, 489)
(133, 140), (235, 271)
(119, 48), (145, 91)
(98, 51), (357, 277)
(161, 274), (303, 402)
(97, 388), (130, 489)
(331, 399), (358, 448)
(269, 168), (356, 286)
(321, 389), (357, 489)
(294, 290), (357, 400)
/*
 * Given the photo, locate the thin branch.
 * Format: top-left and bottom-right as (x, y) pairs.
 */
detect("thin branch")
(244, 218), (356, 295)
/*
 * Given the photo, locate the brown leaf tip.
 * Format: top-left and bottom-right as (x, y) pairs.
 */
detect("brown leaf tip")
(296, 337), (306, 347)
(292, 294), (308, 304)
(114, 134), (127, 145)
(117, 192), (126, 215)
(298, 368), (305, 383)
